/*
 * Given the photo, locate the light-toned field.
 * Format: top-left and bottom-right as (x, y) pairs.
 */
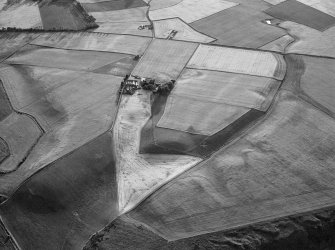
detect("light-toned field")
(114, 90), (201, 213)
(129, 90), (335, 241)
(132, 39), (198, 81)
(90, 7), (148, 22)
(187, 45), (286, 80)
(296, 0), (335, 17)
(5, 45), (128, 71)
(0, 33), (39, 62)
(0, 3), (42, 29)
(93, 56), (138, 76)
(0, 133), (119, 250)
(260, 34), (295, 53)
(190, 6), (287, 49)
(149, 0), (238, 23)
(150, 0), (182, 10)
(162, 69), (281, 111)
(280, 21), (335, 58)
(153, 18), (215, 43)
(300, 56), (335, 114)
(157, 96), (249, 136)
(31, 32), (151, 55)
(92, 21), (152, 36)
(0, 70), (121, 195)
(0, 113), (41, 173)
(264, 0), (286, 4)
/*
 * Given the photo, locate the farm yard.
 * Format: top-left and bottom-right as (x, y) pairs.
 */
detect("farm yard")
(1, 0), (335, 249)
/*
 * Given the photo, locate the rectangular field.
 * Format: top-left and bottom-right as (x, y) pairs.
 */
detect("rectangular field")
(166, 69), (281, 111)
(90, 7), (148, 22)
(82, 0), (147, 12)
(149, 0), (238, 23)
(92, 21), (152, 37)
(296, 0), (335, 17)
(265, 0), (335, 31)
(31, 32), (151, 55)
(187, 45), (286, 80)
(131, 39), (198, 81)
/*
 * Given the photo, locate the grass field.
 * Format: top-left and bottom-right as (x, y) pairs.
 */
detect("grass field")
(0, 113), (41, 173)
(0, 2), (42, 29)
(90, 7), (148, 22)
(5, 45), (129, 71)
(0, 133), (119, 250)
(92, 21), (152, 36)
(132, 39), (198, 81)
(162, 69), (281, 111)
(31, 32), (151, 55)
(128, 90), (335, 241)
(280, 21), (335, 58)
(149, 0), (238, 23)
(265, 0), (335, 31)
(82, 0), (147, 12)
(150, 0), (182, 10)
(187, 45), (286, 80)
(114, 90), (201, 212)
(190, 6), (286, 48)
(260, 34), (295, 53)
(93, 56), (138, 76)
(296, 0), (335, 17)
(153, 18), (215, 43)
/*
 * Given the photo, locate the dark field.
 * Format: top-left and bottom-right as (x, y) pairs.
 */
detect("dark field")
(265, 0), (335, 31)
(82, 0), (147, 12)
(0, 133), (118, 250)
(0, 138), (9, 164)
(0, 80), (12, 122)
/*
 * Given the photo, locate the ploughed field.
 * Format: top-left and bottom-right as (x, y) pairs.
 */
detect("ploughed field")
(1, 0), (335, 249)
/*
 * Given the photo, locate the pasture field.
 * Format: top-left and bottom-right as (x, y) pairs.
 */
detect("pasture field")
(82, 0), (147, 12)
(280, 21), (335, 58)
(296, 0), (335, 17)
(0, 72), (121, 195)
(0, 2), (42, 29)
(114, 90), (201, 212)
(187, 45), (286, 80)
(93, 56), (138, 76)
(161, 69), (281, 111)
(190, 6), (286, 48)
(132, 39), (198, 81)
(90, 7), (148, 22)
(300, 56), (335, 115)
(0, 33), (39, 62)
(0, 113), (41, 173)
(149, 0), (238, 23)
(157, 96), (249, 136)
(150, 0), (182, 10)
(260, 34), (295, 53)
(5, 45), (128, 71)
(0, 133), (119, 250)
(39, 0), (97, 30)
(153, 18), (215, 43)
(128, 90), (335, 241)
(31, 32), (151, 55)
(265, 0), (335, 31)
(92, 21), (152, 36)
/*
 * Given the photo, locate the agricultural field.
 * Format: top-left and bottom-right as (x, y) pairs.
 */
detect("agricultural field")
(190, 5), (286, 48)
(1, 0), (335, 249)
(132, 39), (198, 81)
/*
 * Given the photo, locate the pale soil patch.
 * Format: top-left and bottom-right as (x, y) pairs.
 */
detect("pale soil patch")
(0, 71), (121, 195)
(6, 45), (128, 71)
(129, 90), (335, 241)
(187, 45), (286, 80)
(149, 0), (238, 23)
(0, 113), (41, 173)
(280, 21), (335, 58)
(153, 18), (215, 43)
(132, 39), (198, 81)
(0, 3), (42, 29)
(157, 95), (249, 136)
(31, 32), (151, 55)
(150, 0), (182, 10)
(114, 90), (201, 213)
(264, 0), (286, 4)
(296, 0), (335, 17)
(260, 35), (295, 53)
(90, 7), (148, 22)
(92, 21), (152, 37)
